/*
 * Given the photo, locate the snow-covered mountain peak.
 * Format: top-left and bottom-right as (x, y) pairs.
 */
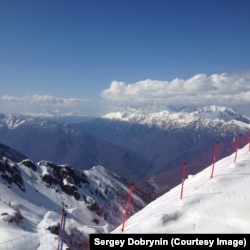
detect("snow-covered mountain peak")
(102, 105), (250, 130)
(179, 105), (235, 114)
(0, 113), (34, 129)
(197, 105), (240, 117)
(183, 105), (250, 125)
(198, 105), (233, 113)
(104, 102), (169, 116)
(125, 102), (176, 114)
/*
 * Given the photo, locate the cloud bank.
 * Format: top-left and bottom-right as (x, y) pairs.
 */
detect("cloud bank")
(1, 72), (250, 116)
(0, 94), (103, 116)
(101, 72), (250, 108)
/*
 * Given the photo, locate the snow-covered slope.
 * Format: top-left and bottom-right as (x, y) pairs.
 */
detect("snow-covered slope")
(0, 156), (144, 249)
(0, 135), (249, 249)
(112, 144), (250, 233)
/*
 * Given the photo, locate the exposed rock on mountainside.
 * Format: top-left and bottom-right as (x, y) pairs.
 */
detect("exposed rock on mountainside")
(0, 157), (25, 192)
(0, 144), (145, 249)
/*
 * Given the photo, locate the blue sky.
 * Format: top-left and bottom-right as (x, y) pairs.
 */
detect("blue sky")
(0, 0), (250, 115)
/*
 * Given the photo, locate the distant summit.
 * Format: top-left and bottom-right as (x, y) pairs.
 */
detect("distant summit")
(123, 102), (177, 114)
(102, 104), (250, 126)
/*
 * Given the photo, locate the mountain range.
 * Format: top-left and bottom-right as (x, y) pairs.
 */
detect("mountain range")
(0, 114), (150, 182)
(74, 105), (250, 176)
(0, 105), (249, 183)
(0, 104), (249, 249)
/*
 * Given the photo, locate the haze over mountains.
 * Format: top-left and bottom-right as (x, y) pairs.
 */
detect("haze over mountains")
(0, 105), (249, 183)
(0, 114), (150, 182)
(74, 105), (250, 177)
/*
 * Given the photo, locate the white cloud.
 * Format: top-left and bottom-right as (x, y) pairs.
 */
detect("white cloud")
(1, 71), (250, 116)
(2, 94), (88, 105)
(0, 94), (101, 115)
(101, 72), (250, 108)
